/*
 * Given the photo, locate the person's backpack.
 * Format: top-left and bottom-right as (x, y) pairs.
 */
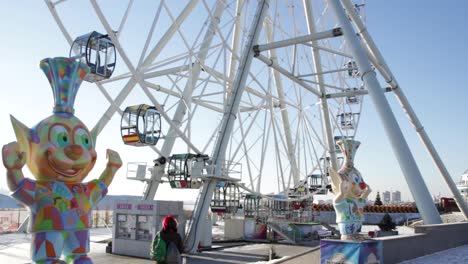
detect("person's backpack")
(151, 232), (167, 262)
(165, 241), (182, 263)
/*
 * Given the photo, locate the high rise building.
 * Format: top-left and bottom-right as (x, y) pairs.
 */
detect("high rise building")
(391, 191), (401, 204)
(382, 191), (391, 204)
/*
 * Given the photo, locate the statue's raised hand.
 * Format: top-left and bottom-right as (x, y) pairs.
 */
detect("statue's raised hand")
(106, 149), (122, 169)
(2, 142), (26, 171)
(99, 149), (122, 187)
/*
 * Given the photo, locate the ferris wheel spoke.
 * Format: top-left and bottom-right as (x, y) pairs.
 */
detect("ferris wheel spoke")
(235, 114), (257, 190)
(301, 114), (321, 176)
(139, 0), (199, 69)
(115, 0), (134, 39)
(270, 106), (287, 192)
(137, 1), (164, 68)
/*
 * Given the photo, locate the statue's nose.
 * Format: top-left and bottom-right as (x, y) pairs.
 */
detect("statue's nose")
(359, 182), (367, 190)
(65, 144), (83, 160)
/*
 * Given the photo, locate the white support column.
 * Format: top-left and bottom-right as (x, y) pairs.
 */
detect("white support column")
(227, 0), (244, 90)
(340, 0), (468, 219)
(264, 18), (300, 187)
(303, 0), (339, 171)
(185, 0), (270, 253)
(144, 1), (226, 200)
(329, 0), (441, 224)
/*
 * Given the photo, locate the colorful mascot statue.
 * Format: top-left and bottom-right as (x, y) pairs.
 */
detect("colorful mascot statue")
(2, 57), (122, 264)
(329, 139), (371, 240)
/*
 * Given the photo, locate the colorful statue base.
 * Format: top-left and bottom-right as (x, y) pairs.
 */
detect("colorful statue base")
(2, 57), (122, 263)
(320, 239), (383, 264)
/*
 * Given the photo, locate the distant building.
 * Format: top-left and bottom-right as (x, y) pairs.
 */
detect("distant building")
(382, 191), (391, 204)
(391, 191), (401, 204)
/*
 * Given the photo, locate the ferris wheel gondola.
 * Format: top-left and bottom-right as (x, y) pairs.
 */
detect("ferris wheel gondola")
(121, 104), (161, 146)
(211, 181), (241, 214)
(166, 153), (209, 189)
(70, 31), (116, 82)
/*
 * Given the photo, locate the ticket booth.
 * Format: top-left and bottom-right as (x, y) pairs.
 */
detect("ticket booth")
(112, 200), (185, 258)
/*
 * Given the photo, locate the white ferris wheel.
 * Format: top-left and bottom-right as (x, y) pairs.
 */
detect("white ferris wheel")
(45, 0), (366, 197)
(44, 0), (468, 253)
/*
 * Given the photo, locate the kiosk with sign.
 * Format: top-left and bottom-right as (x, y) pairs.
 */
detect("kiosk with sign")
(112, 200), (185, 258)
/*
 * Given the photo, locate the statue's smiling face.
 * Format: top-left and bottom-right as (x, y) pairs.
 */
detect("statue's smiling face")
(27, 114), (97, 182)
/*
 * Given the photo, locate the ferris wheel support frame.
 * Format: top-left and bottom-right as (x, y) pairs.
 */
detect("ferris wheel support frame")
(330, 0), (441, 224)
(264, 18), (300, 188)
(143, 0), (226, 200)
(91, 0), (199, 137)
(47, 0), (200, 139)
(185, 0), (271, 253)
(90, 0), (203, 156)
(303, 0), (340, 172)
(340, 0), (468, 219)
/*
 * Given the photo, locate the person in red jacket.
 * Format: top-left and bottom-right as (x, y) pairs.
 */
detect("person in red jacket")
(156, 216), (184, 264)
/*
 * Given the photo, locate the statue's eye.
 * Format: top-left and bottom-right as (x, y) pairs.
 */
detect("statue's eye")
(353, 175), (359, 183)
(50, 125), (70, 147)
(75, 128), (92, 148)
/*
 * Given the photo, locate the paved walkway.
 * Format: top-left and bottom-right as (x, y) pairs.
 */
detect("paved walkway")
(0, 229), (315, 264)
(399, 244), (468, 264)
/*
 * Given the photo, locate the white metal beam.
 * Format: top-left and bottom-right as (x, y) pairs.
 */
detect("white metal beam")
(254, 28), (342, 53)
(256, 54), (322, 97)
(303, 0), (339, 171)
(264, 17), (300, 186)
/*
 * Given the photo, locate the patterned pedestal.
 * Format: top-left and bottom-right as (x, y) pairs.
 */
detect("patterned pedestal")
(320, 239), (383, 264)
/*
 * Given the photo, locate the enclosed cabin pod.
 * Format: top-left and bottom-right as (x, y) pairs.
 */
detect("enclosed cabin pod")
(289, 180), (308, 197)
(70, 31), (116, 82)
(211, 182), (241, 214)
(337, 112), (360, 130)
(307, 174), (328, 195)
(167, 153), (208, 189)
(244, 194), (261, 218)
(345, 87), (361, 104)
(271, 194), (291, 220)
(121, 104), (161, 146)
(346, 61), (359, 78)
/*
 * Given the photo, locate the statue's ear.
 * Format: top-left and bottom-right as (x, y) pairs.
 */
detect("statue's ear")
(10, 115), (31, 153)
(328, 167), (341, 195)
(91, 126), (98, 148)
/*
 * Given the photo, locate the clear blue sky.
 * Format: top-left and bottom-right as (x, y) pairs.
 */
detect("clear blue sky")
(0, 1), (467, 202)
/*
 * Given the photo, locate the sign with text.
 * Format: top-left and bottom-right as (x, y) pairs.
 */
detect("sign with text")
(116, 203), (132, 210)
(137, 204), (154, 210)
